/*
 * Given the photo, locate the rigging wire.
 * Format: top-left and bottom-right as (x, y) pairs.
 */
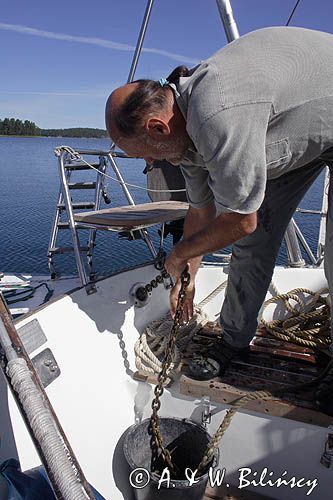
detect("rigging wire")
(286, 0), (301, 26)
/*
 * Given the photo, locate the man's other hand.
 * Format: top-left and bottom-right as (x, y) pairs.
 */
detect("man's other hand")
(169, 278), (195, 323)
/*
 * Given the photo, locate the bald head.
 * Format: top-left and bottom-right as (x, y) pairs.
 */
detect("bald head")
(105, 79), (190, 165)
(105, 83), (140, 143)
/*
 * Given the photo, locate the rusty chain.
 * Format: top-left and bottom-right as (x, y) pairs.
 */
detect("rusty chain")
(149, 266), (190, 476)
(144, 269), (170, 294)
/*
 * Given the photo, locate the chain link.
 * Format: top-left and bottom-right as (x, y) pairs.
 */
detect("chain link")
(143, 269), (170, 294)
(149, 267), (190, 476)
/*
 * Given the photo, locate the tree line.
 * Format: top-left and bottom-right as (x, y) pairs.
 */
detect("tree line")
(0, 118), (40, 136)
(0, 117), (107, 138)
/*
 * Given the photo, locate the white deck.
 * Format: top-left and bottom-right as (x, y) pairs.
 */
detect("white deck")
(0, 264), (332, 499)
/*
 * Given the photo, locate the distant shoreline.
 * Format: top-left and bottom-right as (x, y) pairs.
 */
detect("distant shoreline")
(0, 135), (108, 139)
(0, 118), (107, 138)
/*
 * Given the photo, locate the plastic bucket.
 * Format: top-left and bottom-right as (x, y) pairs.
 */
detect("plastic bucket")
(123, 417), (215, 500)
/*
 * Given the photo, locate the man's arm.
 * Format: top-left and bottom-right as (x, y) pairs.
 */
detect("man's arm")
(165, 209), (257, 282)
(183, 202), (217, 272)
(167, 202), (216, 320)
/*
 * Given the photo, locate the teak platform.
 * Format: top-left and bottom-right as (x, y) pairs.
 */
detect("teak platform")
(74, 201), (189, 230)
(135, 321), (333, 428)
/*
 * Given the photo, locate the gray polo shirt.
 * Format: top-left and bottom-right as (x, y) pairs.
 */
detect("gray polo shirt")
(170, 27), (333, 214)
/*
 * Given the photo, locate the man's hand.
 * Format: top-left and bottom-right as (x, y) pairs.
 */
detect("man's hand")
(165, 249), (188, 281)
(169, 278), (195, 323)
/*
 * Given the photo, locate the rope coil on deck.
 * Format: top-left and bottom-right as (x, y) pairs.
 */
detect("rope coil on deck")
(134, 280), (228, 378)
(134, 306), (210, 380)
(261, 287), (331, 349)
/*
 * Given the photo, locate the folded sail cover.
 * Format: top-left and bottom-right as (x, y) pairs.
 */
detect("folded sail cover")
(146, 160), (187, 203)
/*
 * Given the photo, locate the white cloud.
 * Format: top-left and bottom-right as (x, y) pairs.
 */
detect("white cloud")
(0, 22), (199, 65)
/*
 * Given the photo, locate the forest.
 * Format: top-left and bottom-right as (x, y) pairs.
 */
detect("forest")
(0, 118), (107, 138)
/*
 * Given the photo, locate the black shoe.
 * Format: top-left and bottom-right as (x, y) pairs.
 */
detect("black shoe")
(314, 362), (333, 416)
(188, 339), (249, 381)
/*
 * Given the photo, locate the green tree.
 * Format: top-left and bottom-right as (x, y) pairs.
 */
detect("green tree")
(2, 118), (9, 134)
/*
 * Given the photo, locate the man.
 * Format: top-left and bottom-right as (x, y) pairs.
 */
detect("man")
(105, 27), (333, 414)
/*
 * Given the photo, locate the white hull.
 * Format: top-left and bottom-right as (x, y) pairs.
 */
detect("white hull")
(0, 264), (332, 499)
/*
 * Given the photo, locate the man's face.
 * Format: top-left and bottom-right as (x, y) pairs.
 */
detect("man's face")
(114, 131), (188, 166)
(106, 84), (190, 165)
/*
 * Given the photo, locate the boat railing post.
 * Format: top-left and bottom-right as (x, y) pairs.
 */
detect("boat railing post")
(317, 166), (330, 262)
(86, 156), (108, 278)
(47, 187), (64, 278)
(284, 222), (306, 267)
(57, 151), (96, 293)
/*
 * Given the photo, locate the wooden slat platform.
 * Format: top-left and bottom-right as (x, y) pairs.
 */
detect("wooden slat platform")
(134, 321), (333, 427)
(74, 201), (189, 230)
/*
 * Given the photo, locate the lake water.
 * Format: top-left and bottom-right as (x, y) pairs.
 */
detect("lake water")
(0, 136), (325, 276)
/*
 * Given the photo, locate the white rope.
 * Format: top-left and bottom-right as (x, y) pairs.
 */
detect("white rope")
(199, 279), (228, 307)
(135, 278), (282, 377)
(135, 306), (210, 378)
(7, 358), (91, 500)
(55, 146), (187, 194)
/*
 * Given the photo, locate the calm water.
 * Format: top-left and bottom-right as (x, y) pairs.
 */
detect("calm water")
(0, 136), (325, 276)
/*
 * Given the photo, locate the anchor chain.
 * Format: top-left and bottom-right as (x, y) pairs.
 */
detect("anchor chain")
(150, 267), (190, 475)
(133, 269), (172, 305)
(144, 269), (171, 294)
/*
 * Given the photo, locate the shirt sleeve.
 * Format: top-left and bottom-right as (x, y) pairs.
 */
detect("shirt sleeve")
(180, 164), (214, 208)
(193, 102), (272, 214)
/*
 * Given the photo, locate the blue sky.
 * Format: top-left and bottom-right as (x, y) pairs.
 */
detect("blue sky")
(1, 0), (332, 129)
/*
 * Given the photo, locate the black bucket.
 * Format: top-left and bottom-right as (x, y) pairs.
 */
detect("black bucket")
(123, 417), (215, 500)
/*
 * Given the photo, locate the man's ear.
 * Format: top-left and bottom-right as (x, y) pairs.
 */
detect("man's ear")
(146, 118), (170, 137)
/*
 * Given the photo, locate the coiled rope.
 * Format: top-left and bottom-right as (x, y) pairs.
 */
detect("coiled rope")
(260, 287), (330, 350)
(134, 280), (228, 378)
